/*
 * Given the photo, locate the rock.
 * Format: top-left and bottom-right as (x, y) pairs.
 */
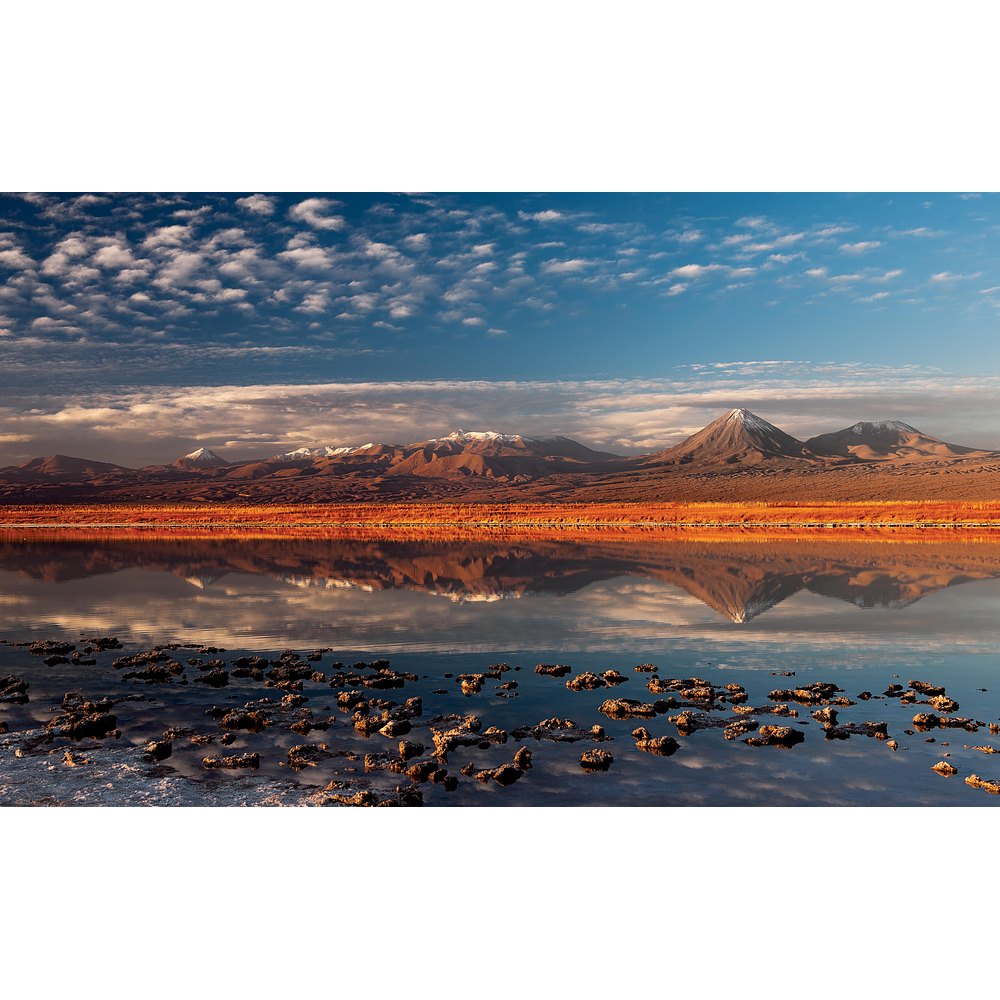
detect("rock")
(288, 744), (333, 768)
(768, 683), (842, 704)
(601, 670), (629, 686)
(364, 752), (407, 773)
(514, 747), (532, 769)
(45, 710), (118, 740)
(931, 760), (958, 776)
(723, 683), (748, 703)
(145, 740), (172, 760)
(219, 710), (269, 733)
(812, 707), (838, 726)
(379, 718), (411, 737)
(635, 734), (680, 756)
(724, 718), (759, 740)
(599, 697), (657, 720)
(406, 760), (439, 783)
(857, 691), (872, 700)
(399, 740), (425, 760)
(203, 752), (260, 769)
(322, 786), (423, 807)
(966, 774), (1000, 794)
(886, 740), (898, 751)
(928, 695), (960, 713)
(29, 640), (75, 656)
(667, 711), (735, 734)
(823, 721), (889, 740)
(566, 671), (606, 692)
(634, 663), (658, 673)
(909, 680), (946, 696)
(511, 718), (610, 743)
(745, 726), (805, 748)
(0, 722), (7, 734)
(732, 704), (799, 718)
(475, 763), (523, 786)
(220, 733), (237, 746)
(481, 726), (508, 744)
(534, 664), (572, 677)
(0, 675), (29, 704)
(580, 749), (614, 771)
(193, 668), (229, 688)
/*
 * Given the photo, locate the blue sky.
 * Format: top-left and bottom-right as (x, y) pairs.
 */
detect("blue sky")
(1, 191), (999, 464)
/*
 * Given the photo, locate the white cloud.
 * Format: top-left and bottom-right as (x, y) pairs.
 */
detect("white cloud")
(728, 267), (756, 279)
(487, 328), (508, 336)
(289, 198), (347, 231)
(0, 248), (35, 270)
(236, 194), (277, 215)
(668, 263), (725, 280)
(930, 271), (982, 283)
(958, 193), (982, 200)
(143, 226), (192, 248)
(461, 317), (485, 326)
(854, 292), (890, 303)
(839, 241), (882, 254)
(665, 283), (688, 296)
(518, 210), (562, 222)
(541, 258), (592, 274)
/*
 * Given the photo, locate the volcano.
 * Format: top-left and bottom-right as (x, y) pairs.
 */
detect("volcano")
(806, 420), (996, 461)
(640, 408), (819, 467)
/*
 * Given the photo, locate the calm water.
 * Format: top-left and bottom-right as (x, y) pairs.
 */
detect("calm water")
(3, 528), (1000, 805)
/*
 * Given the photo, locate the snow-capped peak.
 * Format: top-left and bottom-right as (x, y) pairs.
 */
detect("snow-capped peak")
(271, 445), (355, 461)
(178, 448), (227, 466)
(850, 420), (918, 434)
(725, 408), (773, 432)
(436, 429), (526, 445)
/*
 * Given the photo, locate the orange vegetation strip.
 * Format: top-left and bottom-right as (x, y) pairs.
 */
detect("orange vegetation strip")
(5, 500), (1000, 528)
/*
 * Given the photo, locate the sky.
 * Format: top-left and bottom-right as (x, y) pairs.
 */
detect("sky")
(1, 191), (999, 465)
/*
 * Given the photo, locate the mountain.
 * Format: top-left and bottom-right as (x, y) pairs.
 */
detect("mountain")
(172, 448), (229, 468)
(806, 420), (996, 461)
(0, 455), (134, 481)
(270, 446), (356, 461)
(640, 408), (820, 467)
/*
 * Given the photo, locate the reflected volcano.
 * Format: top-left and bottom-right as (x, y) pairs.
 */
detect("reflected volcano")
(3, 528), (1000, 623)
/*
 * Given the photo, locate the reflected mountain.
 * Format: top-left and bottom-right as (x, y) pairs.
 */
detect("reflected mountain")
(2, 530), (1000, 622)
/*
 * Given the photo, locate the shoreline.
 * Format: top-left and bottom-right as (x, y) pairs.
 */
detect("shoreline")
(3, 500), (1000, 531)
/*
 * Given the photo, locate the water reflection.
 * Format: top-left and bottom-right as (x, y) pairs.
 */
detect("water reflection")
(3, 528), (1000, 655)
(5, 528), (1000, 806)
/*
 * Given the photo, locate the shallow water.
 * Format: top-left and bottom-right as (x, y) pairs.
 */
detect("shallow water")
(3, 528), (1000, 805)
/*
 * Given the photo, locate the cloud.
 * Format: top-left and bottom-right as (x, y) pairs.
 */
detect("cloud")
(930, 271), (982, 283)
(289, 198), (347, 231)
(236, 194), (277, 215)
(8, 366), (1000, 467)
(854, 292), (890, 303)
(541, 258), (592, 274)
(518, 210), (562, 222)
(665, 283), (688, 296)
(487, 328), (508, 336)
(958, 193), (982, 200)
(461, 317), (485, 326)
(668, 264), (725, 280)
(0, 248), (35, 270)
(143, 226), (192, 249)
(839, 241), (882, 254)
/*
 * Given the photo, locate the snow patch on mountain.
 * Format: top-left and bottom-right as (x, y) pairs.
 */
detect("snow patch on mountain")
(177, 448), (228, 467)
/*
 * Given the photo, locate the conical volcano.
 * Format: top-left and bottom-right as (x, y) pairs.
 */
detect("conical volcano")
(642, 408), (818, 467)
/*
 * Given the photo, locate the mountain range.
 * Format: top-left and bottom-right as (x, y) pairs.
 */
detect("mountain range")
(2, 409), (999, 504)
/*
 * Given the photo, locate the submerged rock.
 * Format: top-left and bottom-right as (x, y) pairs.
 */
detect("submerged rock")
(0, 675), (29, 704)
(510, 719), (609, 743)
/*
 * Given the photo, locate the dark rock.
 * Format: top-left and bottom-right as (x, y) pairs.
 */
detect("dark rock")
(29, 640), (75, 656)
(768, 682), (842, 704)
(219, 710), (269, 733)
(288, 744), (333, 768)
(812, 707), (838, 726)
(635, 734), (680, 755)
(379, 718), (411, 737)
(745, 725), (805, 748)
(514, 747), (532, 769)
(580, 749), (613, 771)
(565, 671), (605, 692)
(0, 674), (29, 704)
(823, 721), (889, 741)
(399, 740), (425, 760)
(724, 718), (759, 740)
(634, 663), (658, 672)
(146, 740), (172, 760)
(322, 785), (423, 807)
(46, 710), (117, 740)
(475, 763), (523, 786)
(281, 692), (308, 707)
(857, 691), (872, 700)
(193, 668), (229, 688)
(601, 670), (629, 686)
(220, 733), (237, 746)
(534, 664), (572, 677)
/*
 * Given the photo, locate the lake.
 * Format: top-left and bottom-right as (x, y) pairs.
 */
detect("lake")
(3, 527), (1000, 805)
